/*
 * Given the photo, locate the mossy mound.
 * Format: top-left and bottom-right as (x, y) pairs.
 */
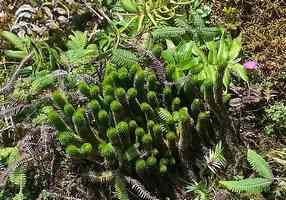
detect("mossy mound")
(210, 0), (286, 75)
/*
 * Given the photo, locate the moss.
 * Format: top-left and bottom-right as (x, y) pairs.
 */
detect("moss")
(210, 0), (286, 76)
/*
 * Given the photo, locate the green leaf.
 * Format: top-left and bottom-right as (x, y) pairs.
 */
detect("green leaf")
(120, 0), (138, 13)
(0, 31), (26, 50)
(228, 63), (248, 82)
(162, 50), (175, 65)
(192, 43), (207, 64)
(217, 33), (229, 65)
(166, 39), (176, 52)
(247, 149), (273, 179)
(228, 35), (242, 61)
(5, 50), (27, 59)
(67, 31), (88, 50)
(204, 64), (217, 85)
(220, 178), (272, 193)
(207, 41), (217, 65)
(223, 67), (231, 89)
(176, 41), (193, 63)
(152, 27), (186, 39)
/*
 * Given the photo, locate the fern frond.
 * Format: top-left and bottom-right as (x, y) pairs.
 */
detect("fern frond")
(88, 170), (114, 184)
(67, 31), (88, 50)
(125, 176), (159, 200)
(152, 27), (186, 39)
(9, 168), (26, 189)
(220, 178), (272, 193)
(174, 18), (190, 28)
(30, 74), (56, 94)
(247, 149), (273, 179)
(115, 175), (129, 200)
(12, 193), (25, 200)
(111, 49), (140, 66)
(192, 14), (205, 28)
(63, 48), (97, 66)
(158, 108), (174, 125)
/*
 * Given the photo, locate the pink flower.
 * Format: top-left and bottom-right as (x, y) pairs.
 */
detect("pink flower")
(243, 61), (257, 70)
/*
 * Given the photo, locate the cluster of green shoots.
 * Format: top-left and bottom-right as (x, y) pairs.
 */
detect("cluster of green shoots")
(47, 64), (203, 176)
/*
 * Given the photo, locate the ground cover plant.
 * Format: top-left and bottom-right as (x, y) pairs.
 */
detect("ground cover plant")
(0, 0), (285, 199)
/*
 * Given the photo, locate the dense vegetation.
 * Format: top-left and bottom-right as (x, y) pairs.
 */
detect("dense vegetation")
(0, 0), (285, 199)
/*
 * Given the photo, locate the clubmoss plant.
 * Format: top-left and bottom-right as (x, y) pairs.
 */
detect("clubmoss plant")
(48, 64), (216, 177)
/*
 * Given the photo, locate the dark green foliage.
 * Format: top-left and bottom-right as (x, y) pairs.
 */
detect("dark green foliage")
(135, 159), (146, 173)
(48, 64), (213, 178)
(152, 16), (220, 43)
